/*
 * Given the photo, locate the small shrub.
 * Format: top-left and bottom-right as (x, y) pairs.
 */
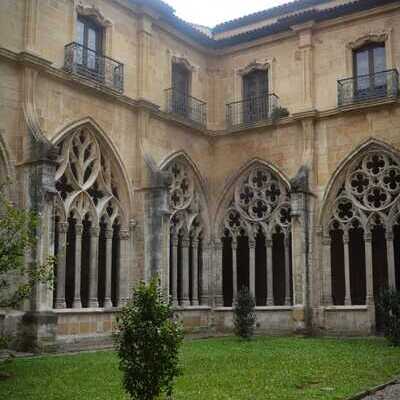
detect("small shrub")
(378, 288), (400, 346)
(114, 277), (184, 400)
(233, 286), (256, 340)
(271, 106), (290, 122)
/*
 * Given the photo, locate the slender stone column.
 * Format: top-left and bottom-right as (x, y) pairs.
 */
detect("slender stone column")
(266, 236), (274, 306)
(386, 229), (397, 290)
(191, 239), (199, 306)
(249, 239), (256, 298)
(322, 235), (332, 305)
(171, 234), (179, 306)
(200, 240), (211, 306)
(343, 231), (351, 305)
(55, 222), (68, 309)
(214, 239), (224, 307)
(73, 223), (83, 309)
(181, 236), (191, 307)
(284, 235), (291, 306)
(118, 229), (130, 306)
(88, 226), (100, 308)
(104, 228), (114, 309)
(364, 230), (374, 305)
(232, 238), (238, 302)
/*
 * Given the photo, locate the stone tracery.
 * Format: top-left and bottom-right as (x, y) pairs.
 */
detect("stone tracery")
(53, 126), (129, 310)
(221, 165), (292, 307)
(165, 159), (207, 307)
(323, 148), (400, 307)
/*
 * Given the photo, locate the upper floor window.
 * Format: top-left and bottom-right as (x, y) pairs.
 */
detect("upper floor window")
(171, 63), (191, 116)
(353, 43), (386, 96)
(242, 69), (269, 124)
(76, 16), (104, 72)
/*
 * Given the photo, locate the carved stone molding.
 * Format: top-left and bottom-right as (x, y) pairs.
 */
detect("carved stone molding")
(347, 31), (390, 50)
(76, 3), (112, 27)
(171, 55), (196, 72)
(238, 60), (269, 76)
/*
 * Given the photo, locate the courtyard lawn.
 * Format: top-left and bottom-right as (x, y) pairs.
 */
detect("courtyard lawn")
(1, 337), (400, 400)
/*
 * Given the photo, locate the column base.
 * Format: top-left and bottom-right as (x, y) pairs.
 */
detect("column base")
(284, 297), (291, 306)
(104, 298), (113, 309)
(55, 300), (66, 309)
(344, 297), (352, 306)
(88, 299), (99, 308)
(266, 298), (274, 306)
(191, 300), (199, 307)
(181, 299), (191, 307)
(73, 299), (82, 309)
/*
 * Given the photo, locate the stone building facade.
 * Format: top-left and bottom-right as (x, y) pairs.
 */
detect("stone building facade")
(1, 0), (400, 350)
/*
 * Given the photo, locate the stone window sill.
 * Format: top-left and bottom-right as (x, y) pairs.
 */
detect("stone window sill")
(324, 305), (368, 312)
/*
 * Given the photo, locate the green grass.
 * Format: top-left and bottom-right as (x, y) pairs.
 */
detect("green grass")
(1, 337), (400, 400)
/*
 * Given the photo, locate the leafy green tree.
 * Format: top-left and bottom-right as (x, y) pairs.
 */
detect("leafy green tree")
(0, 183), (54, 313)
(114, 277), (184, 400)
(233, 286), (256, 340)
(378, 288), (400, 346)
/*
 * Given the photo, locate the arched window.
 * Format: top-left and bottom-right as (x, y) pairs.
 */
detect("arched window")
(165, 159), (207, 307)
(322, 147), (400, 313)
(53, 125), (128, 309)
(220, 165), (292, 307)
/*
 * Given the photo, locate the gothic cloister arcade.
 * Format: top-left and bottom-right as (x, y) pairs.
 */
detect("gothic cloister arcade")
(321, 142), (400, 316)
(52, 123), (131, 310)
(162, 154), (210, 307)
(216, 162), (293, 308)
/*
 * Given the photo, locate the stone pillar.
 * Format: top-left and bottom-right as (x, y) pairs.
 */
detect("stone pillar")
(386, 229), (396, 290)
(118, 229), (130, 306)
(214, 239), (224, 307)
(343, 231), (351, 306)
(364, 230), (374, 305)
(171, 234), (179, 306)
(72, 223), (83, 309)
(249, 240), (256, 298)
(200, 240), (211, 306)
(55, 222), (68, 309)
(88, 226), (100, 308)
(181, 236), (191, 307)
(321, 235), (332, 305)
(191, 239), (199, 306)
(232, 238), (238, 302)
(284, 235), (291, 306)
(266, 236), (274, 306)
(103, 228), (114, 309)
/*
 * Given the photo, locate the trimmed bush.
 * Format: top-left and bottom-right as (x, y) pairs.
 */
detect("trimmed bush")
(233, 286), (256, 339)
(114, 278), (184, 400)
(378, 288), (400, 346)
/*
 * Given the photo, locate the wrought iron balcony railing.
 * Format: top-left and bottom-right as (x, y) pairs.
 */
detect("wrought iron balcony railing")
(226, 93), (279, 128)
(165, 88), (207, 127)
(64, 42), (124, 93)
(338, 69), (399, 107)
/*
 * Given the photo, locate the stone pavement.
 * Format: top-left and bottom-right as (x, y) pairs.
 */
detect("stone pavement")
(362, 382), (400, 400)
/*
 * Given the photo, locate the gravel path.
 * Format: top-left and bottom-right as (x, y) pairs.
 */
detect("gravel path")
(362, 382), (400, 400)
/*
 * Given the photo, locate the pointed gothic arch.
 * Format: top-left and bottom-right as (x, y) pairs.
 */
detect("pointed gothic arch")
(160, 151), (210, 307)
(214, 159), (292, 307)
(320, 139), (400, 315)
(51, 119), (131, 310)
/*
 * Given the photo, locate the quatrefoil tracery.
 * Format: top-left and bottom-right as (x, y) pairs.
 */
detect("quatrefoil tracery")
(224, 167), (291, 238)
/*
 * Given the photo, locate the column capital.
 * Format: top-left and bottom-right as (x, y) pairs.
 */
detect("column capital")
(214, 239), (223, 250)
(343, 231), (350, 244)
(181, 237), (190, 248)
(75, 223), (84, 236)
(172, 235), (179, 246)
(231, 238), (238, 250)
(105, 228), (114, 240)
(119, 229), (130, 240)
(364, 231), (372, 242)
(386, 230), (394, 241)
(322, 236), (331, 246)
(192, 239), (199, 248)
(265, 238), (273, 248)
(90, 226), (100, 237)
(249, 240), (256, 249)
(58, 221), (69, 234)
